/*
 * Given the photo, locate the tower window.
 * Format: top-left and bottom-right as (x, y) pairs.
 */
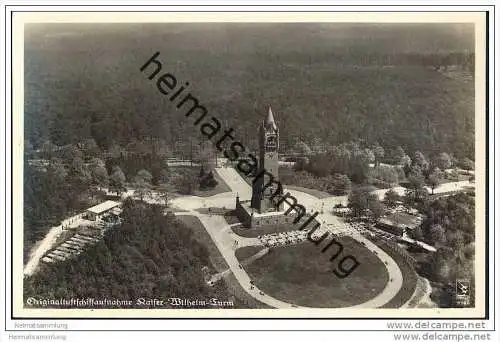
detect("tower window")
(266, 136), (277, 146)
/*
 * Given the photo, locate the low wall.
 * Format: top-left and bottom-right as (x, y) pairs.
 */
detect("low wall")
(235, 200), (313, 228)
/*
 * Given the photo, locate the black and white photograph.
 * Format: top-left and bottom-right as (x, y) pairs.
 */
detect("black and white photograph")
(8, 10), (490, 325)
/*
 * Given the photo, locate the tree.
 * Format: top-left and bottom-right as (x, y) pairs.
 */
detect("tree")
(40, 140), (56, 160)
(384, 189), (400, 208)
(24, 139), (35, 158)
(200, 170), (218, 190)
(428, 224), (447, 245)
(427, 171), (440, 195)
(157, 184), (170, 207)
(48, 161), (68, 180)
(293, 157), (309, 172)
(346, 148), (372, 183)
(448, 168), (460, 182)
(90, 157), (106, 167)
(199, 165), (206, 178)
(135, 169), (153, 184)
(369, 164), (399, 185)
(407, 166), (426, 203)
(392, 146), (411, 167)
(327, 173), (351, 195)
(174, 171), (197, 195)
(403, 188), (415, 210)
(362, 148), (375, 164)
(68, 157), (91, 187)
(348, 186), (372, 218)
(372, 143), (385, 165)
(107, 143), (124, 158)
(413, 151), (429, 172)
(294, 141), (312, 156)
(431, 249), (454, 283)
(446, 229), (465, 250)
(90, 158), (109, 187)
(367, 197), (385, 220)
(79, 138), (101, 158)
(408, 166), (423, 181)
(158, 168), (170, 184)
(434, 152), (452, 170)
(306, 154), (331, 177)
(24, 202), (228, 308)
(60, 144), (83, 162)
(134, 169), (153, 201)
(110, 166), (126, 196)
(199, 142), (216, 171)
(134, 179), (152, 202)
(150, 159), (168, 186)
(460, 157), (474, 171)
(400, 154), (412, 172)
(127, 139), (149, 155)
(410, 225), (424, 241)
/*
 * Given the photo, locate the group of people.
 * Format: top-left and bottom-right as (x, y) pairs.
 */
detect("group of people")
(257, 230), (307, 248)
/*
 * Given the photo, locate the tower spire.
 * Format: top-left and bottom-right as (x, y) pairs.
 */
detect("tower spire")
(265, 106), (277, 130)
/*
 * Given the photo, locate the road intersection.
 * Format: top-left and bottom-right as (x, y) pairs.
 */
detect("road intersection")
(26, 165), (448, 308)
(165, 166), (405, 308)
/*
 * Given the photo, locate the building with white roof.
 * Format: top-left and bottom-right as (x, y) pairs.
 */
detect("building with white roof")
(85, 200), (121, 221)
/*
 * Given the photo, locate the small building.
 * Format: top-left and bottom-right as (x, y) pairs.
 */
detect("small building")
(235, 196), (298, 228)
(85, 200), (121, 221)
(376, 212), (425, 237)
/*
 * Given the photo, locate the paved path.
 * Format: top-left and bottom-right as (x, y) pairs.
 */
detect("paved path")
(173, 211), (301, 308)
(312, 180), (473, 204)
(28, 165), (462, 306)
(177, 166), (405, 308)
(215, 168), (252, 200)
(426, 180), (473, 194)
(23, 214), (87, 277)
(168, 192), (236, 211)
(287, 189), (404, 308)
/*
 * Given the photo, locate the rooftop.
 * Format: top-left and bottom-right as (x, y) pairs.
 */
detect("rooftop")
(264, 107), (278, 131)
(86, 200), (120, 214)
(378, 212), (424, 230)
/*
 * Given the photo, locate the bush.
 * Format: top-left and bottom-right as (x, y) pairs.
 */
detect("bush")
(200, 171), (218, 190)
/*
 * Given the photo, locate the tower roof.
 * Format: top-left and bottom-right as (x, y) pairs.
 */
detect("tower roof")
(264, 107), (278, 130)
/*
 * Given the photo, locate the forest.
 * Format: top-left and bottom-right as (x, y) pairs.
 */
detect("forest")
(412, 193), (476, 307)
(24, 200), (237, 308)
(23, 155), (108, 261)
(25, 23), (475, 160)
(280, 139), (473, 197)
(22, 24), (477, 308)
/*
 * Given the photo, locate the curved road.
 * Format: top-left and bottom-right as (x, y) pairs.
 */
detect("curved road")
(167, 166), (404, 309)
(24, 166), (406, 308)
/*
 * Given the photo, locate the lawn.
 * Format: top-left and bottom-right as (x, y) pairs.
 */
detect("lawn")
(223, 212), (241, 225)
(164, 166), (232, 198)
(283, 185), (331, 199)
(175, 215), (229, 271)
(193, 172), (232, 197)
(235, 246), (266, 261)
(241, 236), (389, 308)
(175, 215), (271, 308)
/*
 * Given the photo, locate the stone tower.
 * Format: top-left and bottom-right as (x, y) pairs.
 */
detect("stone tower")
(251, 107), (283, 213)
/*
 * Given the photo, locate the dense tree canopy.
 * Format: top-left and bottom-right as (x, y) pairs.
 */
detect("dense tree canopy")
(412, 193), (475, 307)
(23, 160), (107, 262)
(24, 202), (237, 308)
(25, 25), (474, 161)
